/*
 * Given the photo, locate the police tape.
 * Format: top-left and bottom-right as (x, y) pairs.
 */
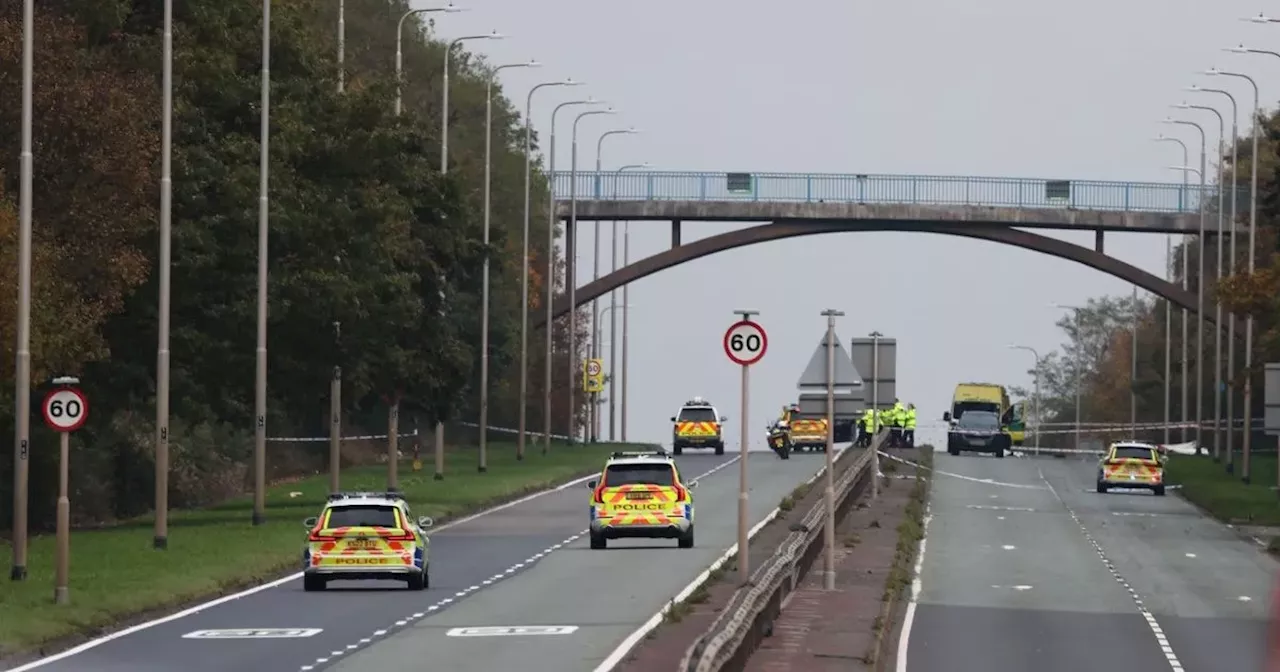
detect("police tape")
(266, 421), (572, 443)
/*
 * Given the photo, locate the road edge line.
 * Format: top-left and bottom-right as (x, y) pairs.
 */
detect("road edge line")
(4, 470), (605, 672)
(592, 446), (846, 672)
(893, 501), (931, 672)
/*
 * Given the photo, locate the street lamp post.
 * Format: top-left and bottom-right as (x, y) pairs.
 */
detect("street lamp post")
(614, 163), (649, 442)
(589, 128), (639, 441)
(1172, 101), (1225, 457)
(517, 79), (580, 461)
(1185, 83), (1240, 461)
(543, 98), (604, 452)
(568, 107), (617, 443)
(394, 4), (464, 117)
(1168, 163), (1205, 449)
(478, 59), (539, 473)
(10, 0), (34, 580)
(153, 0), (174, 551)
(1054, 304), (1085, 452)
(1007, 345), (1042, 455)
(595, 302), (630, 441)
(1154, 134), (1188, 447)
(1206, 61), (1260, 479)
(251, 0), (272, 527)
(1162, 117), (1207, 453)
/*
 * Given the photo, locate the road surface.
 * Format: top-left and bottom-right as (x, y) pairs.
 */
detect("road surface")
(320, 451), (834, 672)
(899, 452), (1274, 672)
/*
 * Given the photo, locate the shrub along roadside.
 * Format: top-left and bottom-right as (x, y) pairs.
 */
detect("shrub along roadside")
(0, 442), (643, 657)
(865, 446), (933, 666)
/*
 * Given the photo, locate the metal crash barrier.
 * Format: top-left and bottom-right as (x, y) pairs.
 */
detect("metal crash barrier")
(679, 433), (884, 672)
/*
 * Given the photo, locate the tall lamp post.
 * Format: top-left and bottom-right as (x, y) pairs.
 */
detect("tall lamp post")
(820, 310), (844, 592)
(1007, 345), (1042, 455)
(1053, 303), (1085, 452)
(517, 78), (581, 461)
(1154, 134), (1188, 447)
(568, 107), (617, 442)
(11, 0), (34, 580)
(1162, 116), (1207, 454)
(1168, 162), (1205, 450)
(543, 97), (604, 453)
(614, 162), (650, 442)
(153, 0), (175, 551)
(595, 303), (631, 441)
(478, 59), (539, 472)
(436, 29), (501, 474)
(250, 0), (272, 526)
(1205, 60), (1259, 479)
(394, 4), (464, 116)
(1172, 101), (1225, 457)
(590, 127), (639, 441)
(1185, 83), (1240, 460)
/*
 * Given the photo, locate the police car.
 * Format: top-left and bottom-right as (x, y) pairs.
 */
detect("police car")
(671, 397), (727, 455)
(1096, 442), (1166, 496)
(302, 491), (434, 591)
(588, 450), (696, 549)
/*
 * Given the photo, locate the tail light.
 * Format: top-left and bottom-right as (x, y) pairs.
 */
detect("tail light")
(309, 531), (338, 542)
(592, 484), (606, 504)
(385, 529), (415, 541)
(674, 484), (688, 502)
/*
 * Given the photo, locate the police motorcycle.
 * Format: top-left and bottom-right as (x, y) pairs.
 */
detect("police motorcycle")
(765, 419), (791, 460)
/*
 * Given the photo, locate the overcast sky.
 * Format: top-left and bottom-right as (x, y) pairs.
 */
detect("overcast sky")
(427, 0), (1280, 450)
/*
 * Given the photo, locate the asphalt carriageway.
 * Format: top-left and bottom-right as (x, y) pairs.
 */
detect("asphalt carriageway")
(889, 449), (1275, 672)
(6, 447), (841, 672)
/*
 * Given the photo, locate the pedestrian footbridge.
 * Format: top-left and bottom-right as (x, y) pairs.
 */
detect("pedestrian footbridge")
(534, 171), (1243, 333)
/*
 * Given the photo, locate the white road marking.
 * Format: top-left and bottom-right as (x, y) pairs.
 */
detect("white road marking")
(1001, 545), (1016, 550)
(1014, 585), (1032, 591)
(446, 625), (579, 637)
(894, 502), (932, 672)
(1239, 596), (1253, 602)
(1184, 553), (1196, 558)
(879, 451), (1045, 489)
(997, 516), (1005, 520)
(1039, 469), (1184, 671)
(967, 505), (1035, 512)
(300, 455), (745, 671)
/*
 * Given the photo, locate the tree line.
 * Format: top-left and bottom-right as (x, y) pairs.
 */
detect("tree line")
(0, 0), (589, 529)
(1011, 107), (1280, 463)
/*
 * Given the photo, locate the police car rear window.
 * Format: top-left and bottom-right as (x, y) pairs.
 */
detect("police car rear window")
(326, 505), (399, 528)
(605, 463), (675, 487)
(678, 408), (717, 422)
(1113, 446), (1156, 461)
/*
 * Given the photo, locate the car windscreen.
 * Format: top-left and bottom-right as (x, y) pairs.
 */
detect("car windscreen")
(678, 407), (717, 422)
(958, 413), (999, 430)
(1113, 446), (1156, 461)
(325, 505), (399, 528)
(954, 400), (999, 417)
(605, 463), (675, 487)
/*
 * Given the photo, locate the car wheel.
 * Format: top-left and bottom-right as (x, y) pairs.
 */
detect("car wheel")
(673, 445), (683, 456)
(407, 570), (426, 591)
(714, 443), (725, 456)
(590, 532), (607, 550)
(303, 574), (326, 592)
(996, 445), (1005, 458)
(1154, 485), (1166, 496)
(1096, 481), (1108, 494)
(947, 444), (959, 456)
(678, 528), (694, 549)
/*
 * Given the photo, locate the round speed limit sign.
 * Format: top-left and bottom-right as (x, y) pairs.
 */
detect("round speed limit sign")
(42, 387), (88, 432)
(723, 320), (767, 366)
(586, 360), (602, 377)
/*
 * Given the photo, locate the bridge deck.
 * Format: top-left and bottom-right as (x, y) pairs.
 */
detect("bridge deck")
(550, 171), (1244, 234)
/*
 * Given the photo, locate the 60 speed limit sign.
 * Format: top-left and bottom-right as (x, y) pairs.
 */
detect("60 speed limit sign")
(42, 387), (88, 432)
(723, 320), (767, 366)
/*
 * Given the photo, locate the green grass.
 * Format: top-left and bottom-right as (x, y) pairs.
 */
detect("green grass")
(1164, 453), (1280, 525)
(0, 441), (646, 656)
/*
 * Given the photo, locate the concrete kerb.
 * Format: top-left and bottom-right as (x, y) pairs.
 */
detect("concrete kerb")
(676, 436), (884, 672)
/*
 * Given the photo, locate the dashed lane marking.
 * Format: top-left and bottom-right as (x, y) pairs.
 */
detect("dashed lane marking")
(1040, 469), (1184, 671)
(298, 455), (744, 671)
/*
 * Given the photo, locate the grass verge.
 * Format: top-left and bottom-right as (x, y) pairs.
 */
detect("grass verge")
(864, 446), (933, 666)
(1163, 453), (1280, 525)
(0, 441), (646, 656)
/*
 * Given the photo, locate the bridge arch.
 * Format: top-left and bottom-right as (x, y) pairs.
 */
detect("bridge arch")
(536, 219), (1237, 334)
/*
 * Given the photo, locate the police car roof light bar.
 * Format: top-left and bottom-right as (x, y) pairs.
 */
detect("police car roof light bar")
(611, 449), (669, 459)
(327, 491), (407, 502)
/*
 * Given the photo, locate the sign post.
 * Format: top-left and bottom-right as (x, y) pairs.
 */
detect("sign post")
(724, 313), (766, 584)
(42, 376), (88, 605)
(820, 310), (844, 592)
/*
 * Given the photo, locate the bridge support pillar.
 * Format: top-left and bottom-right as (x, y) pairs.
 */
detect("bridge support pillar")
(671, 219), (681, 248)
(1094, 230), (1104, 253)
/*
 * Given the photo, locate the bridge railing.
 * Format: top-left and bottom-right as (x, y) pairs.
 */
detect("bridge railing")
(551, 171), (1241, 215)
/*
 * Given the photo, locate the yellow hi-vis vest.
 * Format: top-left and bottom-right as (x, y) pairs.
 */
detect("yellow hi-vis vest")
(905, 408), (917, 429)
